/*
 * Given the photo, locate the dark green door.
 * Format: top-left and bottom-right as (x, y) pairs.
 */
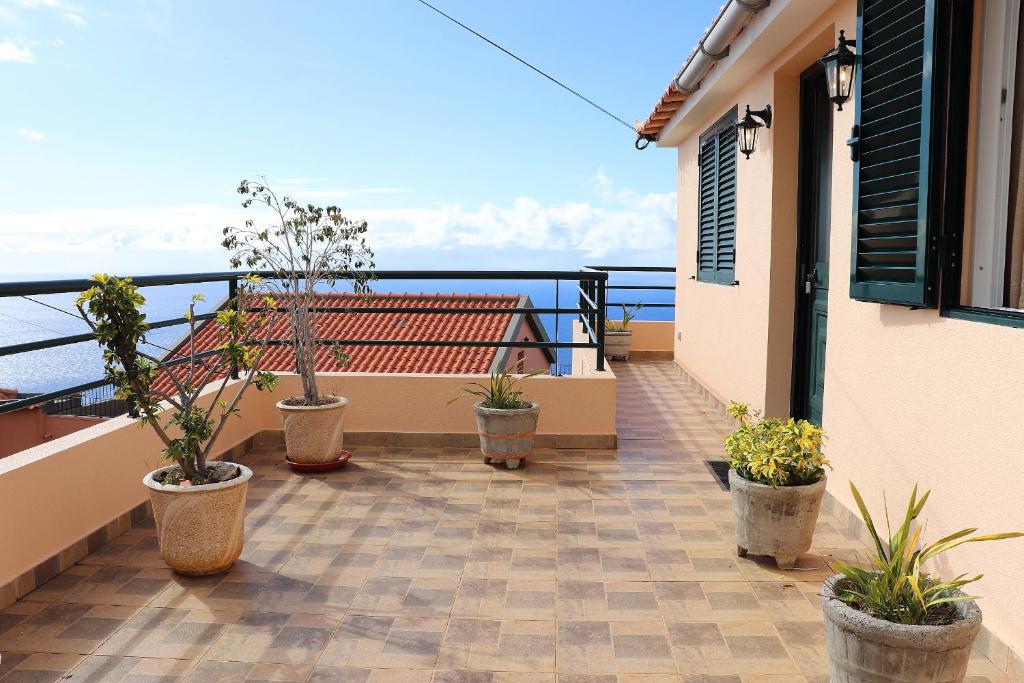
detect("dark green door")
(793, 64), (832, 425)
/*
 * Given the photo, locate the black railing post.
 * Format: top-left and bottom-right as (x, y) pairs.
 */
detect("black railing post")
(228, 276), (239, 380)
(596, 276), (606, 371)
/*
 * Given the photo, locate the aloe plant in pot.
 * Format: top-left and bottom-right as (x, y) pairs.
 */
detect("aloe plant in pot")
(77, 274), (278, 575)
(725, 401), (829, 569)
(222, 178), (375, 470)
(604, 303), (642, 361)
(824, 483), (1022, 683)
(449, 364), (543, 470)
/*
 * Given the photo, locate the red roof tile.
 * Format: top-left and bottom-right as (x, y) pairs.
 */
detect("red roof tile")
(152, 292), (535, 395)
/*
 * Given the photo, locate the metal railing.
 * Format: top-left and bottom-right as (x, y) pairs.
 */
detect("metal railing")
(0, 269), (614, 417)
(578, 266), (676, 337)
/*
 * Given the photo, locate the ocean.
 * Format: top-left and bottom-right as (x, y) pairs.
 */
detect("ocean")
(0, 272), (675, 394)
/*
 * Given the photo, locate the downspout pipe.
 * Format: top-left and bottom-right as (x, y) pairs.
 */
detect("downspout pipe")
(674, 0), (771, 94)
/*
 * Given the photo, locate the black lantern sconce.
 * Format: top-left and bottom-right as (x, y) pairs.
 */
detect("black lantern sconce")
(820, 30), (857, 110)
(737, 104), (772, 159)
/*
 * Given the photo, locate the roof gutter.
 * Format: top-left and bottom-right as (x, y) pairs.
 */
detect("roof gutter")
(674, 0), (771, 94)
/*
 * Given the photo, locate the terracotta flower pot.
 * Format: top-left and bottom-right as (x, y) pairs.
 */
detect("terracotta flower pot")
(142, 462), (252, 576)
(822, 574), (982, 683)
(276, 396), (348, 464)
(474, 402), (540, 470)
(604, 331), (633, 360)
(729, 469), (826, 569)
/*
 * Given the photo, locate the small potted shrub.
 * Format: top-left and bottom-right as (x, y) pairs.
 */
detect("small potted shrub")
(725, 401), (829, 569)
(223, 178), (375, 470)
(449, 365), (542, 470)
(824, 483), (1022, 682)
(604, 303), (642, 360)
(77, 274), (277, 575)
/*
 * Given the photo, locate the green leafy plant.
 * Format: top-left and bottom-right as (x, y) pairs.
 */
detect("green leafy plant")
(222, 177), (375, 407)
(448, 364), (543, 410)
(606, 303), (643, 332)
(77, 274), (279, 485)
(831, 483), (1022, 625)
(724, 401), (828, 487)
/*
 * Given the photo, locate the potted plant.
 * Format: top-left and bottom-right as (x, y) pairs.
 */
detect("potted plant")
(725, 401), (829, 569)
(603, 303), (642, 360)
(824, 483), (1022, 682)
(77, 274), (278, 575)
(449, 365), (542, 470)
(222, 178), (375, 470)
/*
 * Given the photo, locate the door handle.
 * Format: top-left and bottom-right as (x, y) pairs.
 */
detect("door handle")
(804, 267), (817, 294)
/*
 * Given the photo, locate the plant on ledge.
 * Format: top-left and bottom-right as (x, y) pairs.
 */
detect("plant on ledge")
(725, 401), (828, 487)
(77, 274), (278, 485)
(604, 303), (642, 361)
(449, 364), (543, 470)
(221, 177), (376, 469)
(724, 401), (829, 570)
(822, 483), (1022, 682)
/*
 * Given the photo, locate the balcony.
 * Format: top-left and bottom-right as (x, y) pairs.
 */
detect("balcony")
(0, 272), (1007, 680)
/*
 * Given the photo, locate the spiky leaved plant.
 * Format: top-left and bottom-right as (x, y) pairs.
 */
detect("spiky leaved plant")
(832, 483), (1022, 625)
(606, 303), (643, 332)
(448, 363), (544, 410)
(77, 274), (278, 484)
(222, 178), (375, 407)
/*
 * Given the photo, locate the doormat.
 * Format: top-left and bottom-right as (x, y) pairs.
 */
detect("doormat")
(705, 460), (731, 491)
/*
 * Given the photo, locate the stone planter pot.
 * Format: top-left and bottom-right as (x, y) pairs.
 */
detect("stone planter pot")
(604, 331), (633, 360)
(142, 462), (252, 576)
(822, 574), (981, 683)
(729, 469), (826, 569)
(474, 402), (540, 470)
(276, 396), (348, 465)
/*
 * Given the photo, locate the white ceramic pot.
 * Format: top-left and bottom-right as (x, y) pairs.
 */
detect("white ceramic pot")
(729, 469), (826, 569)
(142, 462), (252, 576)
(822, 574), (981, 683)
(276, 396), (348, 464)
(604, 331), (633, 360)
(474, 402), (540, 470)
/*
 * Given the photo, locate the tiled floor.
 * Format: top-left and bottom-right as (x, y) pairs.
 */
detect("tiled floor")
(0, 361), (1007, 681)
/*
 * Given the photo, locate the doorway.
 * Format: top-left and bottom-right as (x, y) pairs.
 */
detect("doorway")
(791, 63), (833, 425)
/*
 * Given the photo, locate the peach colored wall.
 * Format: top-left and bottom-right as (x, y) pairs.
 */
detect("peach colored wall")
(0, 410), (102, 458)
(270, 370), (616, 439)
(666, 0), (1024, 655)
(0, 369), (615, 591)
(610, 320), (674, 353)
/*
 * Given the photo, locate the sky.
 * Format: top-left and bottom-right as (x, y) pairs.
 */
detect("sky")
(0, 0), (715, 275)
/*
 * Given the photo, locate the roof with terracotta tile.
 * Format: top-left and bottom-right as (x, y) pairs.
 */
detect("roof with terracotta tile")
(152, 292), (551, 394)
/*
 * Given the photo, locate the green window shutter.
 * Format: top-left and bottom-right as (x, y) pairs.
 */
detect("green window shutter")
(697, 108), (738, 284)
(849, 0), (939, 306)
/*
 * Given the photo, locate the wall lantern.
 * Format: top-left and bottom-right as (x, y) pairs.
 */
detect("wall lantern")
(737, 104), (772, 159)
(820, 30), (857, 110)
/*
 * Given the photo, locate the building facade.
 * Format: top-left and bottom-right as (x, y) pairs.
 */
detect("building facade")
(644, 0), (1024, 659)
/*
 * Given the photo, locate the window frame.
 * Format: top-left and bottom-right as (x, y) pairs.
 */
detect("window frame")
(696, 107), (739, 286)
(937, 0), (1024, 328)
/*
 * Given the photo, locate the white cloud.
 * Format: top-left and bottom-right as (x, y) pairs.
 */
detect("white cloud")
(16, 128), (46, 141)
(0, 39), (34, 63)
(0, 174), (676, 262)
(61, 11), (85, 28)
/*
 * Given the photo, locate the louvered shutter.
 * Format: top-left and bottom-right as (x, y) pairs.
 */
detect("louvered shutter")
(849, 0), (939, 306)
(697, 108), (738, 284)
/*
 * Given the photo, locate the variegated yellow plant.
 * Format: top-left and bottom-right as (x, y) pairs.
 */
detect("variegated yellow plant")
(833, 483), (1023, 625)
(724, 401), (828, 487)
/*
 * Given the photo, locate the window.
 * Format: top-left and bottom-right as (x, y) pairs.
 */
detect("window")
(697, 108), (738, 284)
(961, 0), (1024, 314)
(849, 0), (1024, 326)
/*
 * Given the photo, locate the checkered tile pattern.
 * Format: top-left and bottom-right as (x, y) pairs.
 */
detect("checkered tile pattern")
(0, 362), (1007, 681)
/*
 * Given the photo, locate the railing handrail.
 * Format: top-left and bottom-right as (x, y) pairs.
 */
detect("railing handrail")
(0, 269), (608, 298)
(0, 268), (636, 417)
